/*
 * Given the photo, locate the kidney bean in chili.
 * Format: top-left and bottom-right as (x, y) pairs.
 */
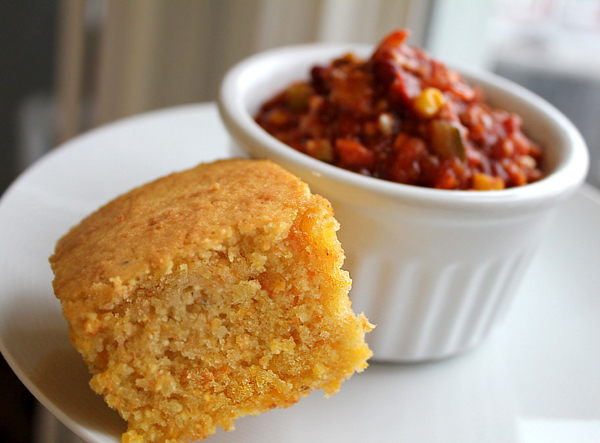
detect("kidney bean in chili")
(254, 29), (544, 190)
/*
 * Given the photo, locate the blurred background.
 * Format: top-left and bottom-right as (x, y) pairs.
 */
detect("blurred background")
(1, 0), (599, 442)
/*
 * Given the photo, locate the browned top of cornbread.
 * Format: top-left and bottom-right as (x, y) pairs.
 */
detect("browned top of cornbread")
(50, 159), (314, 311)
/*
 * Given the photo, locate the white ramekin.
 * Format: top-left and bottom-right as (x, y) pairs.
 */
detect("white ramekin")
(218, 43), (589, 362)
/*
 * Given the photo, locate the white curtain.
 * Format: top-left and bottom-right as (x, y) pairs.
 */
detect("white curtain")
(54, 0), (435, 144)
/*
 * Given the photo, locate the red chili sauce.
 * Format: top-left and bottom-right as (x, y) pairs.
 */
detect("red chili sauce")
(254, 30), (544, 190)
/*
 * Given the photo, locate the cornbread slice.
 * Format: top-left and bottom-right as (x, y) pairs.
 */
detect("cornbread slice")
(50, 159), (372, 443)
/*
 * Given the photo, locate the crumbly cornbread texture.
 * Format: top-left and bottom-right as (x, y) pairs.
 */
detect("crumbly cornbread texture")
(50, 159), (372, 443)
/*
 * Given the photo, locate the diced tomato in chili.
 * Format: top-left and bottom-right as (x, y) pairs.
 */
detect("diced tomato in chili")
(254, 29), (544, 190)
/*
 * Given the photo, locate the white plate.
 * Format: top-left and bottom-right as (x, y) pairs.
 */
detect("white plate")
(1, 103), (599, 443)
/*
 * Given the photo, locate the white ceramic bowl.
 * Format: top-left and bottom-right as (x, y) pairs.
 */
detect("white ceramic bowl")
(218, 43), (589, 362)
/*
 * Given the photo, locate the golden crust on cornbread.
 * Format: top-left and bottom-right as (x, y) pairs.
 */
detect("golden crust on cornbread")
(50, 159), (372, 443)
